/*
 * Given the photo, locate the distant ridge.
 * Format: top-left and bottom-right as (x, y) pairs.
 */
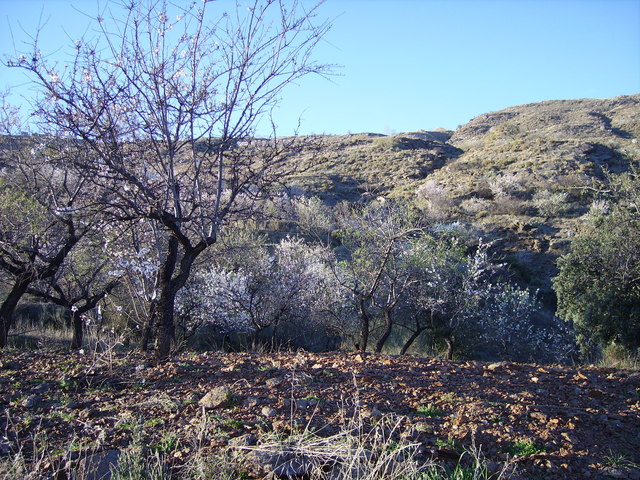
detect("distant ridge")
(286, 94), (640, 304)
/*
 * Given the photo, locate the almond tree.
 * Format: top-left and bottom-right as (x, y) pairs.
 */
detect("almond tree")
(178, 234), (337, 349)
(0, 137), (92, 347)
(103, 218), (166, 351)
(400, 235), (483, 359)
(397, 236), (560, 361)
(26, 233), (120, 349)
(332, 203), (423, 352)
(9, 0), (331, 357)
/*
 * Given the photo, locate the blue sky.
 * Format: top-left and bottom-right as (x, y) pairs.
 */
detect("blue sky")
(2, 0), (639, 136)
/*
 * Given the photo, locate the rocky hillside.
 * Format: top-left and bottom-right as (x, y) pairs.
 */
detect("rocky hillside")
(287, 94), (640, 304)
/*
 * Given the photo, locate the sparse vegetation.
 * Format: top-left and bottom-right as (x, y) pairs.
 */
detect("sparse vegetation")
(503, 440), (545, 457)
(416, 404), (444, 418)
(1, 347), (638, 479)
(1, 2), (639, 474)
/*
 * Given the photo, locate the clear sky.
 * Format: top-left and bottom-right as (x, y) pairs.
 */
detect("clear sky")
(2, 0), (639, 136)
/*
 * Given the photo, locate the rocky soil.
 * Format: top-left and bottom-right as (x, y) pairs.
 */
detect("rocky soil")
(1, 350), (639, 479)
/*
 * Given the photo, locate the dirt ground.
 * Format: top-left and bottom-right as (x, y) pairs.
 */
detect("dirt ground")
(1, 350), (639, 479)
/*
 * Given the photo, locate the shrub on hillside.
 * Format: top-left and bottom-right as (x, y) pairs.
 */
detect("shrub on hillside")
(554, 166), (640, 358)
(532, 190), (570, 217)
(415, 180), (455, 220)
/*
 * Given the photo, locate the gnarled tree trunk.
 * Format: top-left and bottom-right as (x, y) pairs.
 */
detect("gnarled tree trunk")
(0, 277), (31, 348)
(375, 308), (394, 354)
(357, 297), (371, 352)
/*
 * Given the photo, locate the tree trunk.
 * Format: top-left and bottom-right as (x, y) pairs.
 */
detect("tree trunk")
(374, 308), (393, 354)
(444, 336), (454, 361)
(69, 292), (117, 350)
(70, 311), (83, 350)
(357, 297), (371, 352)
(400, 327), (426, 356)
(155, 237), (179, 359)
(156, 292), (176, 359)
(139, 299), (157, 352)
(154, 236), (202, 359)
(0, 222), (80, 349)
(270, 323), (279, 352)
(0, 277), (31, 348)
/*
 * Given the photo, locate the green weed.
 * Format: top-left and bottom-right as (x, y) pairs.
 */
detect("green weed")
(416, 404), (444, 418)
(435, 436), (460, 451)
(150, 432), (179, 455)
(143, 418), (166, 429)
(504, 440), (545, 457)
(603, 449), (640, 470)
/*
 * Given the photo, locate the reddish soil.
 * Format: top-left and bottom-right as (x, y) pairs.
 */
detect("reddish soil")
(1, 350), (639, 479)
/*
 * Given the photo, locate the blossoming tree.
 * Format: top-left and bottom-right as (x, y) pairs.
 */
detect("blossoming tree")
(9, 0), (331, 357)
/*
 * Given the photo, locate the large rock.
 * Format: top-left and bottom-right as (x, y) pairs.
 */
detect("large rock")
(198, 386), (234, 409)
(242, 450), (318, 479)
(72, 449), (120, 480)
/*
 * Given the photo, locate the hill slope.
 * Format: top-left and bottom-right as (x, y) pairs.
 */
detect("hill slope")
(288, 94), (640, 302)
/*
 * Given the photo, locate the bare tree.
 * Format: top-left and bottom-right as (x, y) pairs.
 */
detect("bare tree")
(8, 0), (331, 357)
(27, 233), (120, 349)
(332, 203), (423, 352)
(0, 134), (93, 347)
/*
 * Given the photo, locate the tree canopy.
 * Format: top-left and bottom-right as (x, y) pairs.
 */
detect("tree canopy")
(554, 166), (640, 357)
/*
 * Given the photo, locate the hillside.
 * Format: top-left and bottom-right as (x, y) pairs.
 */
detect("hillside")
(293, 95), (639, 200)
(2, 96), (637, 308)
(287, 94), (640, 303)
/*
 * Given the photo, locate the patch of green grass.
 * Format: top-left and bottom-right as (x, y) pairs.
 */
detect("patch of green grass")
(66, 437), (98, 453)
(143, 418), (166, 429)
(19, 412), (38, 429)
(51, 410), (75, 422)
(257, 364), (277, 372)
(116, 421), (137, 432)
(504, 439), (545, 457)
(215, 415), (245, 430)
(416, 404), (444, 418)
(435, 436), (459, 451)
(414, 422), (434, 434)
(150, 432), (179, 454)
(110, 444), (167, 480)
(58, 377), (77, 391)
(418, 464), (484, 480)
(603, 449), (640, 470)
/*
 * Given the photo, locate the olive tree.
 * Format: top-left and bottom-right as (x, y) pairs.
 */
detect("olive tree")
(8, 0), (331, 357)
(554, 166), (640, 358)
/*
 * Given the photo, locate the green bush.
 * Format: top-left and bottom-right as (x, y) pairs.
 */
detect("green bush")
(554, 166), (640, 358)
